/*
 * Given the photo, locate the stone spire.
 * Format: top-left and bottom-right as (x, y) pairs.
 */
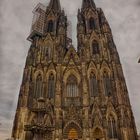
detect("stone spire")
(48, 0), (61, 11)
(82, 0), (96, 9)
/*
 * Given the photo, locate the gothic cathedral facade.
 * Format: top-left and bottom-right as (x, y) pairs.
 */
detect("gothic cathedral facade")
(12, 0), (138, 140)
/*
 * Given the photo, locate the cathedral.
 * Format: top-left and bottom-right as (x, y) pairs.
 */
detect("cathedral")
(11, 0), (138, 140)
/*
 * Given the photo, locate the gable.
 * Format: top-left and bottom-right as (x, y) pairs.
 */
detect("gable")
(63, 46), (80, 64)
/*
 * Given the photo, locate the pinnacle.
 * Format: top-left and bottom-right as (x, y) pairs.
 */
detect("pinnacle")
(82, 0), (96, 9)
(48, 0), (61, 11)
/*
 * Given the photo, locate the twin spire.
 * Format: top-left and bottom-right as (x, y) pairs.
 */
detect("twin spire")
(48, 0), (96, 11)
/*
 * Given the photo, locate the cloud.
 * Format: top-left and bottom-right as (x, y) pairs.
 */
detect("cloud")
(0, 0), (140, 139)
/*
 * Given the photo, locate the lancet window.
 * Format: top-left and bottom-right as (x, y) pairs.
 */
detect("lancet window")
(66, 75), (78, 97)
(103, 71), (112, 96)
(48, 73), (55, 99)
(90, 72), (98, 97)
(47, 20), (54, 32)
(89, 17), (96, 30)
(92, 40), (100, 54)
(35, 74), (43, 98)
(46, 46), (52, 60)
(108, 115), (118, 138)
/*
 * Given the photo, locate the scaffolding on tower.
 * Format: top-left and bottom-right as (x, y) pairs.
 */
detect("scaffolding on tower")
(27, 3), (46, 41)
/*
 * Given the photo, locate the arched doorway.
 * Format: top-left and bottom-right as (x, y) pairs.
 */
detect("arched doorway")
(93, 127), (104, 140)
(63, 121), (82, 140)
(68, 128), (78, 140)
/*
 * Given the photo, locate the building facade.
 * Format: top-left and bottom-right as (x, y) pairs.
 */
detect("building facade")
(12, 0), (138, 140)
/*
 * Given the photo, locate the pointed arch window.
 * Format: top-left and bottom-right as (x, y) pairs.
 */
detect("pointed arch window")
(66, 75), (78, 97)
(48, 74), (55, 99)
(108, 115), (118, 139)
(46, 46), (52, 60)
(47, 20), (54, 32)
(89, 17), (96, 30)
(92, 41), (100, 54)
(103, 71), (112, 96)
(90, 72), (98, 97)
(35, 74), (43, 98)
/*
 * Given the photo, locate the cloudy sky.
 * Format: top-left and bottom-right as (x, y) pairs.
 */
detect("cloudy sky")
(0, 0), (140, 139)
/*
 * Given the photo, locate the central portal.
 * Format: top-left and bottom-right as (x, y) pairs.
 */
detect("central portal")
(68, 128), (78, 140)
(93, 127), (104, 140)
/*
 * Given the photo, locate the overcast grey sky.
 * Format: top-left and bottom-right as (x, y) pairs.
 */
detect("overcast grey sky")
(0, 0), (140, 139)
